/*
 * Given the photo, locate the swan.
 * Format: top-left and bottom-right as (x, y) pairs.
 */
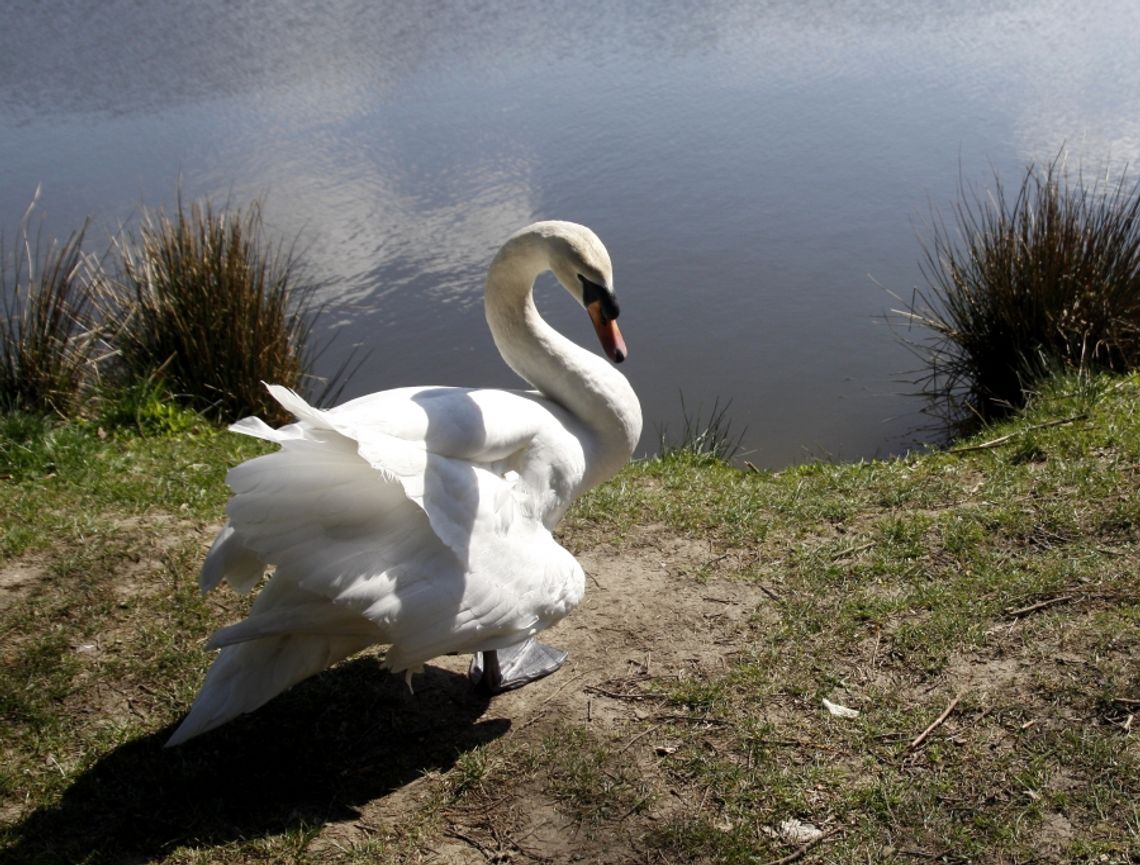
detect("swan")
(166, 220), (642, 746)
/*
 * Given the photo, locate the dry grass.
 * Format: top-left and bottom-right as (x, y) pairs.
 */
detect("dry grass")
(0, 198), (95, 415)
(899, 156), (1140, 427)
(98, 198), (328, 423)
(4, 192), (356, 426)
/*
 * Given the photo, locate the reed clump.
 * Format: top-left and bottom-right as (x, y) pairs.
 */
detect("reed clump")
(99, 199), (323, 423)
(1, 204), (95, 416)
(901, 157), (1140, 424)
(658, 394), (746, 464)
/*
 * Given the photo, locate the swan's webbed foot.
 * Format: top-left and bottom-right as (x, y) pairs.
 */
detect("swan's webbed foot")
(469, 637), (568, 694)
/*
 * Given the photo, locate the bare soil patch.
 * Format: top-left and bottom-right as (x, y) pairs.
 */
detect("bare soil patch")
(315, 524), (779, 862)
(0, 558), (42, 611)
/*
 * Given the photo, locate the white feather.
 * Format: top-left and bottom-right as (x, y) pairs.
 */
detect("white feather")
(167, 221), (642, 745)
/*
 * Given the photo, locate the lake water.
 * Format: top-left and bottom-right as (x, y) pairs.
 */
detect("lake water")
(3, 1), (1139, 467)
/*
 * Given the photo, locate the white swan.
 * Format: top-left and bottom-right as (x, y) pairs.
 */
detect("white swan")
(167, 221), (642, 746)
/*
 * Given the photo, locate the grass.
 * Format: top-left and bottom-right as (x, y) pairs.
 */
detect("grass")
(3, 193), (359, 427)
(1, 199), (95, 416)
(594, 374), (1137, 862)
(899, 156), (1140, 428)
(98, 198), (337, 424)
(657, 393), (746, 464)
(2, 373), (1138, 863)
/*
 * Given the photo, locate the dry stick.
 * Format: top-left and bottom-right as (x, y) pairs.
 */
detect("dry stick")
(513, 673), (585, 734)
(585, 685), (657, 701)
(908, 692), (964, 752)
(618, 721), (666, 754)
(697, 785), (711, 815)
(758, 584), (782, 602)
(757, 825), (844, 865)
(751, 737), (842, 753)
(443, 829), (496, 860)
(831, 540), (875, 561)
(1005, 595), (1072, 618)
(653, 713), (730, 726)
(617, 791), (655, 822)
(948, 414), (1088, 454)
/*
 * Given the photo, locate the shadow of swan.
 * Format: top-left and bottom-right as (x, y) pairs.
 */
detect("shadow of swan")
(7, 658), (503, 864)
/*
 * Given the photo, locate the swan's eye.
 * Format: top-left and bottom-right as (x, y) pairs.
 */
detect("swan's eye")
(578, 275), (620, 322)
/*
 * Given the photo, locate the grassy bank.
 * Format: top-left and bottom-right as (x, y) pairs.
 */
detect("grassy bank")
(1, 374), (1137, 863)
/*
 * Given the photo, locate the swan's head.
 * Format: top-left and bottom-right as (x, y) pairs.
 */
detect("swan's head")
(542, 222), (628, 364)
(577, 274), (626, 364)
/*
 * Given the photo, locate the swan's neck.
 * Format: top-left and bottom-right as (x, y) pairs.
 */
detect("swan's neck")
(484, 236), (641, 484)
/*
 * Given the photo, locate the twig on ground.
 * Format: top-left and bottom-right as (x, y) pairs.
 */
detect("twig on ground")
(585, 685), (657, 701)
(697, 785), (711, 813)
(831, 541), (875, 561)
(444, 829), (497, 860)
(758, 584), (782, 602)
(949, 414), (1087, 454)
(908, 692), (964, 752)
(751, 738), (842, 753)
(1005, 595), (1072, 618)
(513, 673), (585, 734)
(757, 825), (844, 865)
(619, 721), (666, 754)
(652, 713), (730, 726)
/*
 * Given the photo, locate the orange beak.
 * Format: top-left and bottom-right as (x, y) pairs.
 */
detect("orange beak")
(587, 301), (628, 363)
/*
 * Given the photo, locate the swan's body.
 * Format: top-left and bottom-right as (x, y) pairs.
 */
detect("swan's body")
(167, 221), (641, 746)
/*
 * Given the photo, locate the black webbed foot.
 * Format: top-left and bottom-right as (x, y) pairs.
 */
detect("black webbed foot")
(469, 637), (568, 694)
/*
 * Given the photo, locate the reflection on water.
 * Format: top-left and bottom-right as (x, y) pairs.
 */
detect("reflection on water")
(3, 1), (1140, 466)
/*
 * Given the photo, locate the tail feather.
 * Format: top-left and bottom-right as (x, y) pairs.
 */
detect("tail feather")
(207, 601), (381, 649)
(200, 523), (265, 594)
(265, 384), (331, 429)
(228, 385), (341, 444)
(175, 382), (443, 746)
(165, 631), (374, 747)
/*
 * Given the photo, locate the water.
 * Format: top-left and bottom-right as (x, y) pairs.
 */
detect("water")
(3, 1), (1139, 467)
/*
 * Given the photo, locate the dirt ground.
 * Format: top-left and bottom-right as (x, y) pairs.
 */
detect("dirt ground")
(5, 509), (1135, 864)
(311, 525), (778, 863)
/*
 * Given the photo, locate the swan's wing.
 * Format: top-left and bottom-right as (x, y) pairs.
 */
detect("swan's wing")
(171, 429), (584, 746)
(304, 384), (587, 548)
(206, 386), (585, 667)
(374, 458), (586, 672)
(325, 384), (557, 462)
(172, 418), (456, 745)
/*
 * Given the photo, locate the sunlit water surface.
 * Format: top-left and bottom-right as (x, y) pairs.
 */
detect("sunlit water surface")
(3, 1), (1139, 466)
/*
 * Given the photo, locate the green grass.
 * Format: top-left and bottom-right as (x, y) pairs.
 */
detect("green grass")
(657, 393), (746, 463)
(2, 373), (1138, 863)
(567, 372), (1140, 862)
